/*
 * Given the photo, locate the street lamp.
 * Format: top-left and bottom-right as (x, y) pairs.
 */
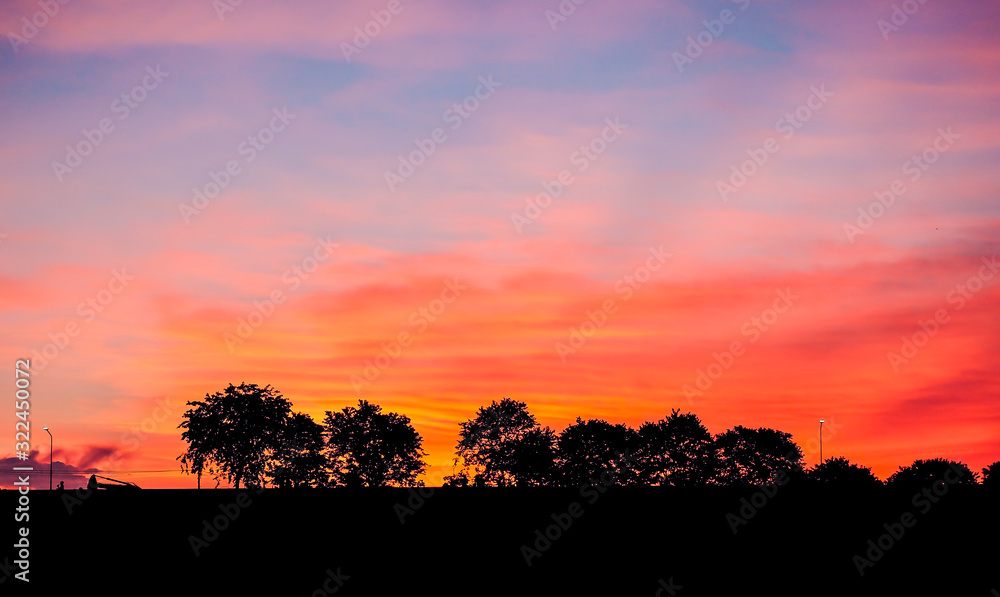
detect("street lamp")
(43, 427), (52, 490)
(819, 419), (824, 465)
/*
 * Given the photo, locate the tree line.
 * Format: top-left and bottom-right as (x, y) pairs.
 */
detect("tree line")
(177, 383), (999, 490)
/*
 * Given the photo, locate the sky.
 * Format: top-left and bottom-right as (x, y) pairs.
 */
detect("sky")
(1, 0), (998, 489)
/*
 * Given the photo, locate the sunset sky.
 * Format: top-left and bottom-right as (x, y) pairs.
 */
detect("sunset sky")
(2, 0), (998, 489)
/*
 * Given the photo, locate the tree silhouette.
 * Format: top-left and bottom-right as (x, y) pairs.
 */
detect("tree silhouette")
(323, 400), (427, 487)
(634, 410), (717, 487)
(982, 461), (999, 488)
(808, 456), (881, 488)
(886, 458), (978, 489)
(555, 418), (638, 487)
(177, 382), (292, 489)
(270, 412), (327, 488)
(442, 470), (470, 488)
(509, 426), (558, 486)
(453, 398), (550, 486)
(713, 425), (804, 486)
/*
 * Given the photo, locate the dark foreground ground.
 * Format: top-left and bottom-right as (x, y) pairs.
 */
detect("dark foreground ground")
(2, 484), (998, 596)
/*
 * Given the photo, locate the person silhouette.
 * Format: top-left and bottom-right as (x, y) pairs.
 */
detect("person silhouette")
(88, 474), (98, 492)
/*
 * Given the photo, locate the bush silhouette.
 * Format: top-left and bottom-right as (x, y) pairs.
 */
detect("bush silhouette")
(452, 398), (552, 487)
(555, 418), (639, 487)
(270, 412), (327, 488)
(178, 382), (293, 489)
(886, 458), (978, 490)
(713, 425), (804, 486)
(982, 461), (1000, 488)
(176, 387), (998, 493)
(634, 410), (717, 487)
(808, 456), (881, 488)
(323, 400), (427, 487)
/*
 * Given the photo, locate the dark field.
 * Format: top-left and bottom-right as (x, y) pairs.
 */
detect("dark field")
(3, 485), (998, 596)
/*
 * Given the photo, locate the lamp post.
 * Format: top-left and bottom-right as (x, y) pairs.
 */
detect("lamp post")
(819, 419), (824, 465)
(43, 427), (52, 490)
